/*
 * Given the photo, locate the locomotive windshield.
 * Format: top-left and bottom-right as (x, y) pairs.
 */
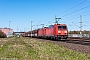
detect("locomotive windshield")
(58, 26), (66, 30)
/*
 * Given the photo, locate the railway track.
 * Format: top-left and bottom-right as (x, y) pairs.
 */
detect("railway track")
(67, 37), (90, 46)
(33, 37), (90, 46)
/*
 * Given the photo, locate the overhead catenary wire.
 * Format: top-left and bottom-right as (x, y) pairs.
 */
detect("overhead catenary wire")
(57, 0), (88, 17)
(39, 0), (88, 27)
(34, 0), (89, 30)
(61, 5), (90, 17)
(52, 0), (89, 25)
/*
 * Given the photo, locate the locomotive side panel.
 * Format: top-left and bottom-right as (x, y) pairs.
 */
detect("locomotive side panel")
(38, 29), (44, 37)
(45, 27), (54, 36)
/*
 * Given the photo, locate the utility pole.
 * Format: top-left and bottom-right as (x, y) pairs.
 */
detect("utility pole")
(37, 25), (38, 29)
(20, 29), (21, 32)
(31, 21), (33, 38)
(17, 26), (18, 32)
(55, 15), (61, 24)
(72, 15), (83, 38)
(24, 28), (25, 32)
(80, 15), (82, 38)
(9, 21), (11, 31)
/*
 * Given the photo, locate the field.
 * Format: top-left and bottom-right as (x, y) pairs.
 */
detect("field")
(0, 37), (90, 60)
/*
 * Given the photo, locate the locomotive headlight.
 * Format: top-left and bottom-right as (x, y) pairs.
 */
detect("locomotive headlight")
(58, 31), (61, 33)
(65, 31), (67, 33)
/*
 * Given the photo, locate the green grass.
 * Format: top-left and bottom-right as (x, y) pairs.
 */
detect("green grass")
(0, 37), (90, 60)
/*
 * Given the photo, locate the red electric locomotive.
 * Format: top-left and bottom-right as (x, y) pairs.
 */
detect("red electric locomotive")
(54, 24), (68, 39)
(45, 24), (68, 40)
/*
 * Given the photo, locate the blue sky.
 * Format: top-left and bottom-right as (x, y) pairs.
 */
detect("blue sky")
(0, 0), (90, 32)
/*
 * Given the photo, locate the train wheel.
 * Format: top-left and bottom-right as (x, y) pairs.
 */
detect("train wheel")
(55, 37), (58, 41)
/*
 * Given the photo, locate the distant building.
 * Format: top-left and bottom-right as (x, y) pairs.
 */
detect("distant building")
(13, 32), (25, 37)
(0, 28), (14, 37)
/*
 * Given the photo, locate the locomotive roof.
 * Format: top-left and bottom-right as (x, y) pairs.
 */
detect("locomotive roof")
(54, 24), (67, 26)
(38, 28), (43, 30)
(48, 25), (54, 28)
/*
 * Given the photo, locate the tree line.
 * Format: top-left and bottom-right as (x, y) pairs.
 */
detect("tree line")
(69, 30), (90, 34)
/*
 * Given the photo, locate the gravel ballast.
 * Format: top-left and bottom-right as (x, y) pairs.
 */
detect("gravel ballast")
(35, 38), (90, 54)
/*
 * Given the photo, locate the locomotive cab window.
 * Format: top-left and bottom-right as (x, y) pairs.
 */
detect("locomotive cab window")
(58, 26), (66, 30)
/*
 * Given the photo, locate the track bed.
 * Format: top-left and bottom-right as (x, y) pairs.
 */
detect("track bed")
(33, 37), (90, 54)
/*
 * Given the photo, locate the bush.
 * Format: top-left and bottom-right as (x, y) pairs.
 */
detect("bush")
(0, 30), (7, 38)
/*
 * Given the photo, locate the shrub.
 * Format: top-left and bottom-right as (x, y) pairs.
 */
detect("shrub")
(0, 30), (7, 38)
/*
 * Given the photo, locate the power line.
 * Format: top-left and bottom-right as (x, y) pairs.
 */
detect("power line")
(51, 0), (88, 25)
(62, 5), (90, 17)
(33, 0), (89, 29)
(66, 10), (90, 20)
(57, 0), (88, 17)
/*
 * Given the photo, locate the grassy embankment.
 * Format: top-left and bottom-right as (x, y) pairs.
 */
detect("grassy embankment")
(0, 37), (90, 60)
